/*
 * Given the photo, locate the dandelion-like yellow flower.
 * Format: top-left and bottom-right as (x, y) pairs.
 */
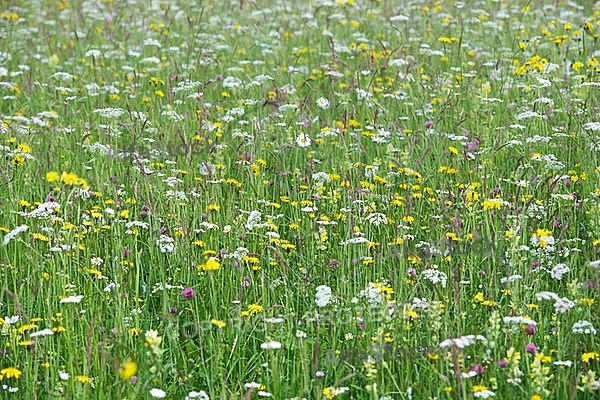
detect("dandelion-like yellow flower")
(118, 361), (138, 380)
(1, 367), (22, 379)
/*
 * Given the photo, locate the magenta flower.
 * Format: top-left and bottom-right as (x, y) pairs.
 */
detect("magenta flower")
(183, 288), (195, 299)
(525, 343), (537, 354)
(525, 324), (536, 335)
(497, 359), (507, 367)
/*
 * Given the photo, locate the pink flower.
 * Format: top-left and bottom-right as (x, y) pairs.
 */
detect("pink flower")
(525, 343), (537, 354)
(183, 288), (195, 299)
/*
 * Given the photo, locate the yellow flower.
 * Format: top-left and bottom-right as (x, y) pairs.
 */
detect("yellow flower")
(211, 319), (227, 329)
(483, 198), (502, 210)
(472, 385), (488, 392)
(198, 258), (220, 271)
(118, 360), (137, 380)
(582, 352), (599, 363)
(405, 309), (418, 320)
(247, 304), (263, 316)
(75, 375), (92, 384)
(1, 367), (22, 379)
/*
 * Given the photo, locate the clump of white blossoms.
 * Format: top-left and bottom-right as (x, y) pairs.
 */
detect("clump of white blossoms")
(157, 235), (175, 253)
(316, 97), (330, 110)
(422, 267), (447, 288)
(572, 320), (596, 334)
(315, 285), (332, 307)
(549, 263), (569, 280)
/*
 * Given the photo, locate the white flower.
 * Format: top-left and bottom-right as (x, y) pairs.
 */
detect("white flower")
(3, 225), (28, 245)
(260, 341), (282, 350)
(295, 330), (307, 338)
(93, 107), (124, 118)
(572, 320), (597, 334)
(59, 370), (70, 380)
(365, 212), (388, 227)
(60, 295), (83, 304)
(535, 291), (560, 301)
(295, 133), (311, 148)
(582, 122), (600, 131)
(422, 268), (447, 288)
(315, 285), (332, 307)
(246, 210), (262, 231)
(316, 97), (330, 110)
(157, 235), (175, 253)
(90, 257), (104, 266)
(185, 391), (209, 400)
(503, 316), (537, 326)
(549, 263), (569, 280)
(500, 274), (522, 284)
(3, 315), (19, 325)
(30, 328), (54, 338)
(553, 360), (573, 367)
(339, 237), (371, 245)
(244, 382), (262, 389)
(149, 388), (166, 398)
(474, 390), (496, 398)
(554, 297), (575, 313)
(312, 171), (331, 186)
(18, 202), (61, 219)
(222, 76), (243, 89)
(166, 190), (188, 202)
(439, 335), (487, 349)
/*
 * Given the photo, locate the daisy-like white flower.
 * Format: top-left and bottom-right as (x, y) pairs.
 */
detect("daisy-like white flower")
(316, 97), (330, 110)
(295, 133), (311, 148)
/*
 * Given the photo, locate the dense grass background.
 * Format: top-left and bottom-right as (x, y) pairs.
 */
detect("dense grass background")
(1, 0), (599, 398)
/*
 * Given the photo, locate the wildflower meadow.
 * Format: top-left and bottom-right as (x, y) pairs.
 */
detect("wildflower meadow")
(1, 0), (600, 399)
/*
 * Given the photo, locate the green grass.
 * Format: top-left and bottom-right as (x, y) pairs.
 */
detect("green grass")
(1, 0), (600, 399)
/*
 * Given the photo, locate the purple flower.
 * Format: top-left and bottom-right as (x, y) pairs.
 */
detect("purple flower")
(425, 120), (434, 129)
(315, 371), (325, 378)
(169, 306), (178, 314)
(330, 259), (339, 268)
(466, 141), (479, 151)
(46, 195), (56, 202)
(130, 376), (138, 384)
(123, 248), (131, 258)
(183, 288), (195, 299)
(469, 363), (484, 375)
(407, 267), (417, 277)
(525, 324), (536, 335)
(241, 275), (251, 288)
(525, 343), (537, 354)
(497, 359), (507, 367)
